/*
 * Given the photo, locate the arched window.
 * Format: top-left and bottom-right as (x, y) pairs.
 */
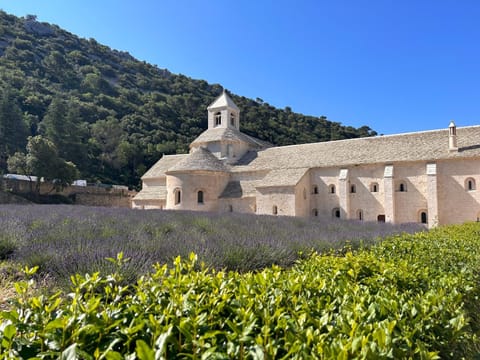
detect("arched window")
(329, 184), (336, 194)
(272, 205), (278, 215)
(214, 112), (222, 126)
(197, 190), (204, 204)
(398, 181), (407, 192)
(228, 204), (233, 212)
(332, 208), (340, 218)
(465, 178), (476, 191)
(303, 188), (307, 200)
(370, 182), (379, 192)
(312, 185), (318, 194)
(357, 210), (363, 221)
(312, 208), (318, 217)
(350, 184), (356, 193)
(230, 113), (235, 127)
(420, 211), (428, 224)
(174, 188), (181, 205)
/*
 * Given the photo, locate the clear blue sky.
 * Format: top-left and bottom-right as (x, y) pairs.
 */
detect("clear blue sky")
(2, 0), (479, 135)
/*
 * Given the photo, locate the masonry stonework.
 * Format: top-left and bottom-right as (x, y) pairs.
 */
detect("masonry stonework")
(133, 91), (480, 228)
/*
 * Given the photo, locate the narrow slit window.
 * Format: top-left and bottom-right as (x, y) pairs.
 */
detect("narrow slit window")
(214, 112), (222, 126)
(174, 189), (181, 205)
(466, 178), (476, 191)
(197, 190), (204, 204)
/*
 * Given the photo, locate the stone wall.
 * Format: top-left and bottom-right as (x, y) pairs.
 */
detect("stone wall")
(0, 191), (31, 204)
(0, 178), (136, 208)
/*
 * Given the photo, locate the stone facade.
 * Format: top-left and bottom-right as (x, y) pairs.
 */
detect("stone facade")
(133, 91), (480, 228)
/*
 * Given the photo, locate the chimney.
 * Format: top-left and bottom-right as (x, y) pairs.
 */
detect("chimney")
(449, 121), (458, 152)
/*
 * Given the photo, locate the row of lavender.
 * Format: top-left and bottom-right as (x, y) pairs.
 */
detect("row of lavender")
(0, 205), (422, 285)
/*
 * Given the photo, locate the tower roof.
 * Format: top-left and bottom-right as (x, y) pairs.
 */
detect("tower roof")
(190, 127), (272, 149)
(207, 90), (240, 111)
(166, 147), (228, 173)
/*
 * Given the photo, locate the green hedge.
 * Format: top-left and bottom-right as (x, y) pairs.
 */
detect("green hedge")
(0, 224), (479, 359)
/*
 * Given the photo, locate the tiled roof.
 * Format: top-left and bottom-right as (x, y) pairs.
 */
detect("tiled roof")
(166, 147), (228, 173)
(207, 91), (239, 111)
(190, 127), (271, 149)
(142, 125), (480, 181)
(133, 186), (167, 200)
(256, 168), (309, 188)
(219, 180), (259, 198)
(141, 154), (188, 179)
(233, 126), (480, 171)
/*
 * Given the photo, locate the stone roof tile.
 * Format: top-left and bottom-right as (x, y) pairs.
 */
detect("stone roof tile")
(141, 154), (188, 179)
(257, 168), (309, 188)
(190, 127), (272, 149)
(219, 180), (259, 198)
(133, 186), (167, 200)
(167, 147), (228, 173)
(233, 126), (480, 171)
(207, 91), (239, 111)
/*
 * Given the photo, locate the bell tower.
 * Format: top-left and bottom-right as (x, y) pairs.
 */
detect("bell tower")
(207, 90), (240, 131)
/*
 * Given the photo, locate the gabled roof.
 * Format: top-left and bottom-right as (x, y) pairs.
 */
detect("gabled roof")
(207, 90), (239, 111)
(141, 154), (188, 179)
(232, 126), (480, 171)
(256, 168), (309, 188)
(166, 147), (228, 173)
(190, 127), (272, 149)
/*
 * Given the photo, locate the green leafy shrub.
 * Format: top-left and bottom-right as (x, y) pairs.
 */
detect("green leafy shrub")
(0, 224), (479, 358)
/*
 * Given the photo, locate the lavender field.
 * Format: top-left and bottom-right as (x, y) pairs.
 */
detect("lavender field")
(0, 205), (422, 284)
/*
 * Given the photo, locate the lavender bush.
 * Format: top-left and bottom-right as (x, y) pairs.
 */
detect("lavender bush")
(0, 205), (423, 285)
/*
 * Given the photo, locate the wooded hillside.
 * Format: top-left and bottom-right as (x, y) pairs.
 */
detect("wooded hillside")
(0, 11), (376, 188)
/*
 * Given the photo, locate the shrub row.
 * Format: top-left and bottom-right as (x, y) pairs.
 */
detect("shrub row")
(0, 223), (479, 358)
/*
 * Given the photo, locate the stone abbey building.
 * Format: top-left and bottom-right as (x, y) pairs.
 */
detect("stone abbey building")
(132, 91), (480, 227)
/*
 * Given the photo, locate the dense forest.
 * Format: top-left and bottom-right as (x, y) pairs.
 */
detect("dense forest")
(0, 11), (376, 188)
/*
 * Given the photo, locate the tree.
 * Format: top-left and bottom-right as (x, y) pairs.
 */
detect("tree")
(10, 136), (79, 193)
(90, 117), (126, 170)
(7, 152), (33, 192)
(40, 97), (88, 170)
(0, 88), (28, 171)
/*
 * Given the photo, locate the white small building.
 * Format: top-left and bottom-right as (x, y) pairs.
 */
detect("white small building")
(133, 91), (480, 227)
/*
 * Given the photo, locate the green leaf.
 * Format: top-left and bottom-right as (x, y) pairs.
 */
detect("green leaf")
(136, 339), (154, 360)
(154, 326), (173, 358)
(3, 324), (16, 340)
(60, 343), (79, 360)
(104, 351), (124, 360)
